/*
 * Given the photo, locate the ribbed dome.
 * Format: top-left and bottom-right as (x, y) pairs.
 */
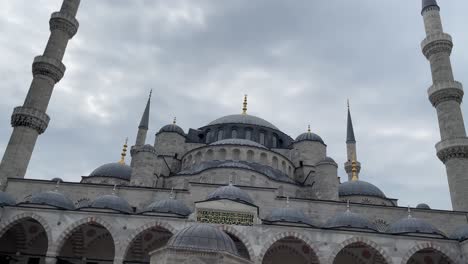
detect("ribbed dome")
(29, 191), (75, 210)
(295, 132), (324, 144)
(89, 194), (133, 214)
(167, 224), (238, 255)
(208, 114), (279, 130)
(451, 225), (468, 241)
(89, 162), (132, 181)
(264, 207), (315, 227)
(0, 191), (16, 206)
(207, 184), (254, 205)
(158, 124), (185, 136)
(388, 216), (445, 237)
(325, 210), (377, 231)
(339, 180), (386, 198)
(416, 203), (431, 209)
(210, 138), (267, 149)
(141, 199), (192, 217)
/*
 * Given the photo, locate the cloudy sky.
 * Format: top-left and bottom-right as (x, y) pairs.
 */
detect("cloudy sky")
(1, 0), (467, 210)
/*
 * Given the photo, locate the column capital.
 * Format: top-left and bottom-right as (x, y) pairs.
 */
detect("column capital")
(11, 106), (50, 134)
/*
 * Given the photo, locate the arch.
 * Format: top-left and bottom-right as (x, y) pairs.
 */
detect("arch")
(0, 212), (53, 249)
(218, 148), (227, 160)
(206, 149), (214, 160)
(52, 217), (116, 255)
(281, 161), (286, 173)
(221, 225), (255, 260)
(272, 156), (279, 169)
(247, 150), (255, 162)
(217, 129), (224, 141)
(195, 151), (202, 164)
(258, 231), (324, 264)
(233, 149), (241, 161)
(232, 128), (238, 139)
(245, 129), (252, 140)
(401, 242), (457, 264)
(260, 153), (268, 165)
(119, 221), (176, 262)
(328, 237), (393, 264)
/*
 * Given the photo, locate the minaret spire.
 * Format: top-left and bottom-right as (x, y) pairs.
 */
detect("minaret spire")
(0, 0), (81, 183)
(344, 101), (360, 181)
(421, 0), (468, 211)
(135, 90), (152, 146)
(242, 95), (248, 115)
(119, 138), (128, 165)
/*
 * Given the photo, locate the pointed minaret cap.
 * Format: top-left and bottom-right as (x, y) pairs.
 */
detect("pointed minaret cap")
(422, 0), (439, 14)
(139, 90), (152, 129)
(346, 100), (356, 143)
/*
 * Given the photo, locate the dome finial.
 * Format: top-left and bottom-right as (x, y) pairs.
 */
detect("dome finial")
(170, 187), (175, 199)
(407, 205), (412, 218)
(242, 94), (248, 115)
(346, 200), (351, 212)
(351, 153), (359, 181)
(118, 138), (128, 164)
(286, 196), (290, 208)
(173, 117), (177, 125)
(112, 184), (118, 195)
(54, 179), (60, 192)
(307, 124), (311, 133)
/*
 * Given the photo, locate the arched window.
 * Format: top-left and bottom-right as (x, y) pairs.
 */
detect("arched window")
(232, 129), (238, 139)
(247, 150), (254, 162)
(206, 130), (212, 143)
(259, 132), (265, 145)
(272, 156), (279, 169)
(272, 135), (278, 148)
(281, 161), (286, 173)
(245, 129), (252, 140)
(206, 149), (214, 160)
(217, 129), (224, 141)
(233, 149), (241, 160)
(260, 153), (268, 165)
(218, 148), (227, 160)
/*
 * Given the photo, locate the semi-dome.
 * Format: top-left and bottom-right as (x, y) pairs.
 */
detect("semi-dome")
(388, 216), (445, 237)
(339, 180), (386, 199)
(158, 123), (185, 136)
(0, 191), (16, 206)
(264, 207), (315, 227)
(89, 162), (132, 181)
(141, 199), (192, 217)
(416, 203), (431, 209)
(210, 138), (267, 149)
(325, 210), (377, 231)
(208, 114), (279, 130)
(295, 132), (325, 144)
(29, 191), (75, 210)
(451, 225), (468, 241)
(167, 224), (238, 255)
(207, 184), (254, 205)
(89, 194), (133, 214)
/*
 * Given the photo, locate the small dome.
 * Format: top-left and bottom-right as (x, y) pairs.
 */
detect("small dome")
(416, 203), (431, 209)
(210, 138), (267, 149)
(451, 225), (468, 241)
(51, 177), (63, 182)
(295, 132), (324, 144)
(89, 194), (133, 214)
(264, 207), (315, 227)
(141, 199), (192, 217)
(207, 184), (254, 205)
(89, 162), (132, 181)
(158, 124), (185, 136)
(318, 156), (337, 164)
(0, 191), (16, 206)
(167, 224), (238, 255)
(29, 191), (75, 210)
(325, 210), (377, 231)
(208, 114), (279, 130)
(339, 180), (386, 199)
(388, 216), (445, 237)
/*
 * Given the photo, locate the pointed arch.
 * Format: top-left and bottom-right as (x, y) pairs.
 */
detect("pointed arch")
(401, 242), (457, 264)
(221, 225), (255, 260)
(0, 212), (52, 250)
(258, 231), (324, 263)
(328, 237), (393, 264)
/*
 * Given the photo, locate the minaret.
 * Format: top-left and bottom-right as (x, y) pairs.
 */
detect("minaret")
(135, 90), (152, 146)
(0, 0), (80, 183)
(421, 0), (468, 211)
(344, 101), (361, 181)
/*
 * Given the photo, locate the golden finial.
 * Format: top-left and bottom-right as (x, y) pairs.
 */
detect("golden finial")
(173, 117), (177, 125)
(351, 153), (359, 181)
(242, 94), (248, 115)
(119, 138), (128, 164)
(307, 125), (311, 133)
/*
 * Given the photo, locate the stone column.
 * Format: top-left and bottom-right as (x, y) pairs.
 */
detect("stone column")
(0, 0), (80, 183)
(421, 1), (468, 211)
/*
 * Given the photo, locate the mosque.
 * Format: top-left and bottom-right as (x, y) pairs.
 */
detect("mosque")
(1, 0), (468, 263)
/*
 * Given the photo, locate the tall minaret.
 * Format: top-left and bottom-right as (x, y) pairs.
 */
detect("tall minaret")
(135, 90), (152, 146)
(421, 0), (468, 211)
(0, 0), (80, 183)
(344, 101), (361, 181)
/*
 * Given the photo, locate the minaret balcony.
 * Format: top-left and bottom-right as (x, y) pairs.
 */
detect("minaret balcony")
(49, 11), (79, 38)
(428, 81), (464, 107)
(32, 55), (66, 83)
(10, 106), (50, 134)
(421, 32), (453, 59)
(436, 138), (468, 163)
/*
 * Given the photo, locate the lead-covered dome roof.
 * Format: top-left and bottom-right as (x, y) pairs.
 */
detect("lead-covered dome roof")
(207, 184), (255, 205)
(295, 132), (324, 144)
(210, 138), (267, 149)
(388, 216), (445, 237)
(158, 124), (185, 136)
(264, 207), (315, 227)
(89, 162), (132, 181)
(141, 199), (192, 217)
(416, 203), (431, 209)
(89, 194), (133, 214)
(0, 191), (16, 206)
(29, 191), (75, 210)
(167, 224), (238, 255)
(451, 225), (468, 241)
(339, 180), (386, 198)
(325, 210), (377, 231)
(208, 114), (279, 130)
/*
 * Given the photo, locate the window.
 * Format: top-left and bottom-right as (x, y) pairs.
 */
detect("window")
(232, 129), (238, 138)
(259, 132), (265, 145)
(245, 129), (252, 140)
(272, 135), (278, 148)
(206, 130), (211, 143)
(217, 130), (224, 141)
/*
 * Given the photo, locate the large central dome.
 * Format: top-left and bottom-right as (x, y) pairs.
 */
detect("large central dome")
(208, 114), (279, 130)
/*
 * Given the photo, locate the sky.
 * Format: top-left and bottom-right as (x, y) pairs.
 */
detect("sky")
(1, 0), (467, 210)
